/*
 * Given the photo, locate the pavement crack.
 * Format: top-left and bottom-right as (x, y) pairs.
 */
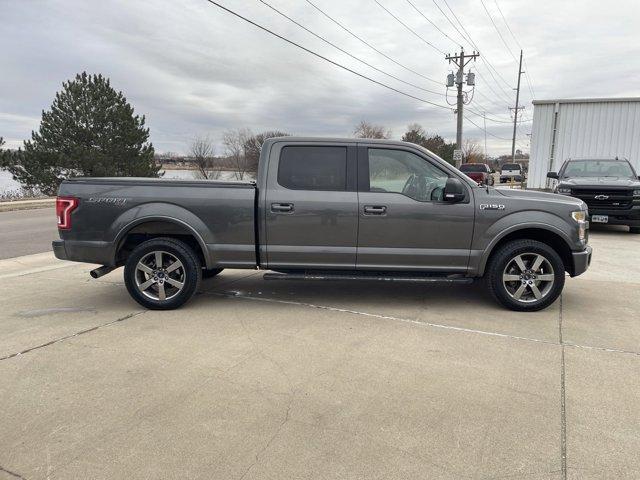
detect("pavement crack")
(208, 291), (640, 357)
(0, 465), (27, 480)
(237, 396), (293, 480)
(559, 294), (567, 480)
(0, 311), (145, 361)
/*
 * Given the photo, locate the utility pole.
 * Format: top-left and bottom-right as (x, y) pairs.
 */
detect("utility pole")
(446, 48), (479, 166)
(510, 49), (525, 161)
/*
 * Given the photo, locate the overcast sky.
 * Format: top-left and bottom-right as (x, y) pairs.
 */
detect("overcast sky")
(2, 0), (639, 156)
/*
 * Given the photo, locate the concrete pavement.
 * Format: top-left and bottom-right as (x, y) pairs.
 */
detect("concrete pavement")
(0, 207), (58, 259)
(1, 227), (639, 479)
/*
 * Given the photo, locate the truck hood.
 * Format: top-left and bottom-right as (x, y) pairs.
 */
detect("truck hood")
(558, 177), (640, 188)
(494, 187), (585, 208)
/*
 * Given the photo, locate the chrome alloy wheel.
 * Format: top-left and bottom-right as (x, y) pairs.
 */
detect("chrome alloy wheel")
(134, 251), (185, 301)
(502, 253), (555, 303)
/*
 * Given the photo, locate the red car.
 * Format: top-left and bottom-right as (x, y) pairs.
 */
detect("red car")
(459, 163), (495, 186)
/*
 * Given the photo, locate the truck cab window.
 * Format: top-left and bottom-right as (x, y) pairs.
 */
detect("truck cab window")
(278, 146), (347, 191)
(368, 148), (448, 202)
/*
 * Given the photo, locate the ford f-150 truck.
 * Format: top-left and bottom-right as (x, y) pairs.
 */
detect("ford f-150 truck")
(53, 137), (592, 312)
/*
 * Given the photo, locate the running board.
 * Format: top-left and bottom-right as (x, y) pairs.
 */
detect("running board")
(263, 272), (473, 284)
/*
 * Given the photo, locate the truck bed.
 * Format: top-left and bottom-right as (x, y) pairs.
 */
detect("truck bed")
(56, 177), (258, 269)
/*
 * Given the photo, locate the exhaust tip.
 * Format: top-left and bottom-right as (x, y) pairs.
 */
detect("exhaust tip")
(90, 266), (115, 279)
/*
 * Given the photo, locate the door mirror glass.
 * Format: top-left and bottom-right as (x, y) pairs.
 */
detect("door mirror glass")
(547, 171), (559, 179)
(443, 177), (465, 202)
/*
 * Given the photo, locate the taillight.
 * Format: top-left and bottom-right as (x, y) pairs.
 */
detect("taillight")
(56, 196), (78, 229)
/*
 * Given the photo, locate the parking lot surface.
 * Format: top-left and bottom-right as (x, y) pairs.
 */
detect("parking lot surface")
(1, 227), (639, 479)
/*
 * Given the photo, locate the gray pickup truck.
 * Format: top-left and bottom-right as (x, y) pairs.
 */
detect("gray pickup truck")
(53, 137), (592, 312)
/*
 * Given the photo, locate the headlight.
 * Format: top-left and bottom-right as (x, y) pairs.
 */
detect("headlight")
(634, 188), (640, 197)
(557, 187), (572, 194)
(572, 210), (587, 242)
(572, 211), (586, 222)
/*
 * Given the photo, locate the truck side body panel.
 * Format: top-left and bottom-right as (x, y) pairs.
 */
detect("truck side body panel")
(262, 141), (359, 269)
(57, 178), (256, 268)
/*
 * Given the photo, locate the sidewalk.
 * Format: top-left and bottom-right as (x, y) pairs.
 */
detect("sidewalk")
(0, 197), (55, 212)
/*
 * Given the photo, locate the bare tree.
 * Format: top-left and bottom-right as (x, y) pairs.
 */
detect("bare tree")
(189, 135), (220, 180)
(223, 128), (252, 180)
(243, 130), (289, 172)
(462, 139), (484, 164)
(353, 120), (391, 139)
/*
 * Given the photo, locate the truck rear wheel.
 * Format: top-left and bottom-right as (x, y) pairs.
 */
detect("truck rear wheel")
(486, 240), (565, 312)
(124, 237), (201, 310)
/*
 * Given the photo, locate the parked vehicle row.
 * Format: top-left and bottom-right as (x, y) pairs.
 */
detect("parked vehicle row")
(54, 138), (591, 312)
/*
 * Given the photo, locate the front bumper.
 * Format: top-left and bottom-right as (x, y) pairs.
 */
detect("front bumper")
(588, 206), (640, 227)
(571, 245), (592, 277)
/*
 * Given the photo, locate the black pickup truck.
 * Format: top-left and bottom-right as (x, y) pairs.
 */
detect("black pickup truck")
(547, 158), (640, 233)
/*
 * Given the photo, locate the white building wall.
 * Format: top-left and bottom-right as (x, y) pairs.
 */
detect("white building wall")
(529, 98), (640, 189)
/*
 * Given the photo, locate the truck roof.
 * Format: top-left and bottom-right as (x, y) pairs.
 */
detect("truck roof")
(264, 136), (424, 148)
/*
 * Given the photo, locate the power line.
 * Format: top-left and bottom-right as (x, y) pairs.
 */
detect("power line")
(463, 114), (510, 141)
(203, 1), (515, 146)
(493, 0), (521, 49)
(479, 0), (518, 63)
(440, 0), (515, 93)
(373, 0), (446, 55)
(256, 0), (445, 97)
(405, 0), (459, 46)
(429, 0), (470, 47)
(426, 0), (514, 106)
(203, 0), (451, 110)
(304, 0), (442, 87)
(493, 0), (536, 98)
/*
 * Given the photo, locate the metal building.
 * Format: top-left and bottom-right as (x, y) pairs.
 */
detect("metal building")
(528, 97), (640, 189)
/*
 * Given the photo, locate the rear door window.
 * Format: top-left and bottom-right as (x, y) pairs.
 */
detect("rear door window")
(278, 146), (347, 191)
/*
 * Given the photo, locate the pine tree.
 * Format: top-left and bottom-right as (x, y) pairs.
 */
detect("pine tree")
(6, 72), (159, 195)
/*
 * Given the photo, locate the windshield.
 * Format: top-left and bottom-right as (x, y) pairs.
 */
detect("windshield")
(460, 164), (486, 172)
(562, 160), (635, 178)
(502, 164), (521, 171)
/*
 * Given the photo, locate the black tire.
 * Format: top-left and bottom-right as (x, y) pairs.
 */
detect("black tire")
(485, 239), (565, 312)
(124, 237), (201, 310)
(629, 227), (640, 234)
(202, 268), (224, 279)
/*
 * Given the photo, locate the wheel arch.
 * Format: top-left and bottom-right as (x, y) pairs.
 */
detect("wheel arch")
(478, 225), (574, 276)
(113, 216), (212, 268)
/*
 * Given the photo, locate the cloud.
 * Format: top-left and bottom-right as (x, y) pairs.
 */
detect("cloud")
(1, 0), (639, 155)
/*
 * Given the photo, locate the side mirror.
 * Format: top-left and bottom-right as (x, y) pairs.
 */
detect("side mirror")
(444, 177), (466, 203)
(547, 171), (559, 179)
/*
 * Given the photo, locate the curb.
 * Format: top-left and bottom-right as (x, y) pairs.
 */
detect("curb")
(0, 198), (55, 212)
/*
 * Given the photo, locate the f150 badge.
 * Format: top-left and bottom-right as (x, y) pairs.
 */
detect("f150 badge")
(479, 204), (505, 210)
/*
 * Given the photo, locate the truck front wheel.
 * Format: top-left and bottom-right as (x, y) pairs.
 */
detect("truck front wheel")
(124, 237), (201, 310)
(486, 240), (565, 312)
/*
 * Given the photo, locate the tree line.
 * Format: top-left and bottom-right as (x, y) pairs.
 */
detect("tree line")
(1, 71), (496, 196)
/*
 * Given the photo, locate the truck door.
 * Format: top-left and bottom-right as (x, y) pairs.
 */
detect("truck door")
(264, 143), (358, 269)
(356, 145), (474, 272)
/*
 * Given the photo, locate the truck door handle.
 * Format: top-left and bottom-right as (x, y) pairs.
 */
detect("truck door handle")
(271, 203), (294, 213)
(363, 205), (387, 215)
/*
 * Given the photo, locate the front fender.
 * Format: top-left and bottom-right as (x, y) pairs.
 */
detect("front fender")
(471, 210), (577, 276)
